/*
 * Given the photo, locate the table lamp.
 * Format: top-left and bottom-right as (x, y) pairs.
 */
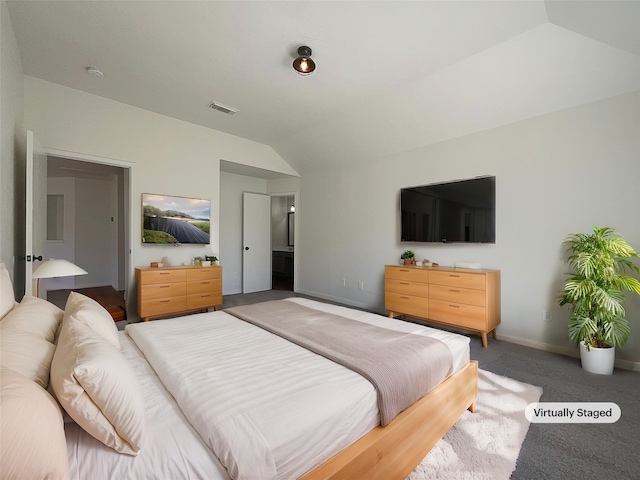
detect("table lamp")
(32, 259), (88, 298)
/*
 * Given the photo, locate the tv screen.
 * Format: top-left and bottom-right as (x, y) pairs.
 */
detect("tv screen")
(142, 193), (210, 245)
(400, 176), (495, 243)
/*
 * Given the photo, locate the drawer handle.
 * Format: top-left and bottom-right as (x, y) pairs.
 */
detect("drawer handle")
(399, 282), (410, 285)
(399, 269), (410, 272)
(449, 289), (460, 292)
(160, 300), (170, 303)
(400, 296), (410, 300)
(200, 281), (210, 285)
(449, 304), (460, 308)
(200, 294), (211, 298)
(449, 274), (460, 278)
(160, 285), (170, 288)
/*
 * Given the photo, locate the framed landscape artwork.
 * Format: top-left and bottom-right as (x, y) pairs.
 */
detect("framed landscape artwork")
(142, 193), (210, 245)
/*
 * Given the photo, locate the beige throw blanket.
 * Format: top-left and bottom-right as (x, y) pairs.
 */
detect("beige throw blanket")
(225, 300), (453, 425)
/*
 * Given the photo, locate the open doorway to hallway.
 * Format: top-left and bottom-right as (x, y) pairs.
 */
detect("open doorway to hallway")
(42, 156), (130, 314)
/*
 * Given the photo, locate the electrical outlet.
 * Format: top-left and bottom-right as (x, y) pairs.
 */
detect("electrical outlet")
(543, 310), (552, 322)
(358, 281), (364, 290)
(233, 272), (238, 279)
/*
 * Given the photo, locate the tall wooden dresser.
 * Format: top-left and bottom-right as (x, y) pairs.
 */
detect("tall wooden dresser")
(136, 265), (222, 321)
(385, 264), (500, 347)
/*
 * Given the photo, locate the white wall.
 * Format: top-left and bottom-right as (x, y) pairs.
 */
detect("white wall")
(298, 91), (640, 365)
(24, 77), (297, 317)
(0, 0), (24, 296)
(74, 177), (114, 289)
(42, 177), (76, 295)
(219, 172), (267, 295)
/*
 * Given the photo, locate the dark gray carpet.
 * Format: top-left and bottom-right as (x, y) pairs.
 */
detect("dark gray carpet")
(221, 290), (640, 480)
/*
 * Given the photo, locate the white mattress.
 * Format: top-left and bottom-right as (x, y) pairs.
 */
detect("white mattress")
(66, 298), (470, 480)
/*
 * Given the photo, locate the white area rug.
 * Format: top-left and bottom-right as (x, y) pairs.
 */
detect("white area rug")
(408, 369), (543, 480)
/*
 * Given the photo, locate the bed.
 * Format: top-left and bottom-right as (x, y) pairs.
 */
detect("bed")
(0, 261), (477, 480)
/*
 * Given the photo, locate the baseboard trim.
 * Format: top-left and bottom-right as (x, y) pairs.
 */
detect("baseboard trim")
(295, 289), (376, 312)
(498, 334), (640, 372)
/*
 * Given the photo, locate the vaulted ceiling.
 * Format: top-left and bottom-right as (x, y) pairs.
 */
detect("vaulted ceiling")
(7, 1), (640, 175)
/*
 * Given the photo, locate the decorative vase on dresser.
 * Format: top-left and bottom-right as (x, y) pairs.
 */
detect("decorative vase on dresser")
(384, 264), (501, 348)
(136, 265), (222, 321)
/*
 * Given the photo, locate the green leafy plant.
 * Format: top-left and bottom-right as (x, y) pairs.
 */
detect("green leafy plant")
(401, 250), (415, 260)
(559, 227), (640, 350)
(205, 255), (218, 262)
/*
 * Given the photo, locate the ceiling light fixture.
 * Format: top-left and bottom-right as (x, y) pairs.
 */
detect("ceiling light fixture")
(292, 46), (316, 76)
(85, 66), (104, 77)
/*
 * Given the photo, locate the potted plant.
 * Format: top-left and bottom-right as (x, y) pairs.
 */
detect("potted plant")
(558, 227), (640, 374)
(401, 250), (415, 265)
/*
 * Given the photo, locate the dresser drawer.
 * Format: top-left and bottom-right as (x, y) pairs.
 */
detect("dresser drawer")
(139, 268), (187, 285)
(140, 296), (187, 318)
(385, 292), (429, 318)
(429, 299), (486, 330)
(429, 284), (485, 307)
(429, 270), (485, 290)
(141, 282), (187, 300)
(385, 278), (428, 297)
(186, 267), (221, 282)
(187, 278), (222, 295)
(385, 266), (429, 283)
(187, 292), (222, 310)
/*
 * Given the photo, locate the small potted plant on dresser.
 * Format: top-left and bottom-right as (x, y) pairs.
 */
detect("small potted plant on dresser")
(558, 227), (640, 375)
(400, 250), (415, 265)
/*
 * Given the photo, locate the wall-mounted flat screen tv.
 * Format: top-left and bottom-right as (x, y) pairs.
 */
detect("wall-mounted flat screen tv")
(400, 176), (496, 243)
(142, 193), (210, 245)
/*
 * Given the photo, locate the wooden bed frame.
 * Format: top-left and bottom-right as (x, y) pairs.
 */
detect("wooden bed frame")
(301, 359), (478, 480)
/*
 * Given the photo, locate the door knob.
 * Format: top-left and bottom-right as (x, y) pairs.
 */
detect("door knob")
(245, 246), (249, 251)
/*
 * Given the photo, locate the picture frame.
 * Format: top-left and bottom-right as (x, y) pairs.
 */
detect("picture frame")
(142, 193), (210, 245)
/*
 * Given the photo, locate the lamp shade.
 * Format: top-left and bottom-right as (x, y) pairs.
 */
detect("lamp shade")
(32, 259), (88, 279)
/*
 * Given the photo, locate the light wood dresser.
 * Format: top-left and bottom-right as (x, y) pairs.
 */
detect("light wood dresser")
(136, 265), (222, 321)
(385, 264), (501, 348)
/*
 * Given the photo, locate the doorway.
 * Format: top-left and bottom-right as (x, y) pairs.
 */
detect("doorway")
(270, 195), (294, 291)
(41, 156), (130, 310)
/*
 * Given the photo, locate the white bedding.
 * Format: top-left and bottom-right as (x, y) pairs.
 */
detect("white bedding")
(67, 298), (470, 480)
(286, 298), (470, 372)
(65, 332), (230, 480)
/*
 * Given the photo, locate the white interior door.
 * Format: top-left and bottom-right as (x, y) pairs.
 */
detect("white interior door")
(25, 130), (47, 296)
(242, 192), (271, 293)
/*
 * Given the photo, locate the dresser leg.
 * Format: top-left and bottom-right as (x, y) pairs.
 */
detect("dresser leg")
(492, 329), (497, 339)
(481, 332), (488, 348)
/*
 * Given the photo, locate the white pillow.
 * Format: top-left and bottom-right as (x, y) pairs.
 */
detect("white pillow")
(0, 366), (69, 480)
(63, 291), (120, 349)
(50, 315), (144, 455)
(0, 296), (62, 388)
(1, 295), (63, 342)
(0, 263), (16, 320)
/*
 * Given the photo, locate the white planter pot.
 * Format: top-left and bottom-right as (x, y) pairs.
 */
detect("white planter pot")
(580, 342), (615, 375)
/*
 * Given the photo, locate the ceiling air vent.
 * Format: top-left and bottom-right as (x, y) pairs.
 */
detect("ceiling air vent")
(208, 101), (239, 115)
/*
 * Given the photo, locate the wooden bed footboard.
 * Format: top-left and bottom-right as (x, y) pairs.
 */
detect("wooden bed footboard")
(301, 360), (479, 480)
